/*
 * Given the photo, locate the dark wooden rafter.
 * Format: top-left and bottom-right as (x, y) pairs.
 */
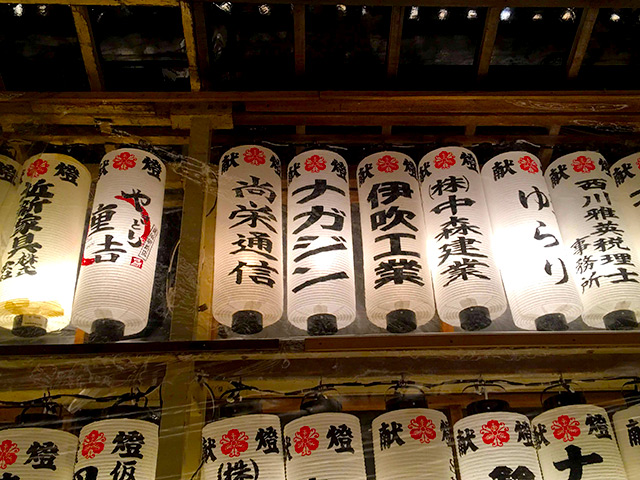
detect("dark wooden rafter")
(567, 7), (600, 79)
(294, 4), (306, 77)
(192, 0), (211, 90)
(476, 6), (500, 79)
(71, 5), (105, 92)
(179, 0), (202, 92)
(386, 6), (405, 79)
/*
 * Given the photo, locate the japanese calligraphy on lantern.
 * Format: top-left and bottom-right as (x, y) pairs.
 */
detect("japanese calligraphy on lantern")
(72, 149), (166, 339)
(287, 150), (356, 335)
(201, 414), (285, 480)
(482, 152), (583, 331)
(357, 152), (435, 333)
(0, 155), (20, 257)
(454, 411), (542, 480)
(534, 404), (627, 480)
(419, 147), (507, 331)
(74, 419), (159, 480)
(372, 408), (455, 480)
(544, 151), (640, 330)
(212, 145), (284, 335)
(613, 403), (640, 479)
(283, 413), (366, 480)
(0, 154), (90, 336)
(611, 152), (640, 268)
(0, 427), (77, 480)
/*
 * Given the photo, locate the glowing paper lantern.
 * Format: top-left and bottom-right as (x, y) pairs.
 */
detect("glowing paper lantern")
(372, 408), (456, 480)
(419, 147), (507, 330)
(0, 154), (90, 336)
(612, 403), (640, 479)
(544, 151), (640, 330)
(610, 153), (640, 260)
(0, 427), (77, 479)
(454, 409), (542, 480)
(201, 414), (285, 480)
(212, 145), (283, 334)
(287, 150), (356, 335)
(283, 413), (366, 480)
(482, 152), (583, 331)
(534, 404), (627, 480)
(0, 155), (21, 254)
(74, 419), (159, 480)
(357, 152), (436, 333)
(71, 149), (166, 340)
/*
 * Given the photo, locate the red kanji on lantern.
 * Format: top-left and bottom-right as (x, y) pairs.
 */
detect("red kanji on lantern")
(434, 151), (456, 169)
(293, 426), (320, 456)
(243, 147), (266, 166)
(636, 157), (640, 170)
(519, 155), (539, 174)
(481, 420), (510, 447)
(305, 155), (327, 173)
(26, 158), (49, 178)
(130, 257), (144, 268)
(408, 415), (437, 444)
(551, 415), (581, 442)
(220, 429), (249, 458)
(572, 156), (595, 173)
(81, 430), (106, 459)
(377, 155), (399, 173)
(113, 152), (137, 171)
(0, 440), (18, 470)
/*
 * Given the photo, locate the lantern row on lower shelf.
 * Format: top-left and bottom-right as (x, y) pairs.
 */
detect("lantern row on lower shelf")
(212, 146), (640, 335)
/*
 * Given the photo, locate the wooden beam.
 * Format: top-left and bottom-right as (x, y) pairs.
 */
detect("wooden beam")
(192, 0), (211, 90)
(567, 7), (599, 79)
(294, 4), (306, 77)
(386, 6), (405, 79)
(476, 7), (500, 79)
(180, 0), (202, 92)
(71, 5), (105, 92)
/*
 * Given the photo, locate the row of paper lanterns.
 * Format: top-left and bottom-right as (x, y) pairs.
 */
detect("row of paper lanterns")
(0, 149), (166, 339)
(214, 145), (640, 334)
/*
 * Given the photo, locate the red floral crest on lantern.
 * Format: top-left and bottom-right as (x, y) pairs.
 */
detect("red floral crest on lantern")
(434, 151), (456, 169)
(636, 157), (640, 170)
(408, 415), (437, 444)
(518, 155), (539, 174)
(377, 155), (399, 173)
(220, 429), (249, 457)
(571, 155), (595, 173)
(551, 415), (581, 442)
(293, 426), (319, 456)
(481, 420), (510, 447)
(0, 440), (18, 470)
(81, 430), (106, 459)
(26, 158), (49, 178)
(113, 152), (137, 171)
(305, 155), (326, 173)
(243, 147), (266, 166)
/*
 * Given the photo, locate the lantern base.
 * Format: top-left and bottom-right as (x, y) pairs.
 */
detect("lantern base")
(232, 310), (263, 335)
(459, 306), (491, 331)
(535, 313), (569, 331)
(307, 314), (338, 336)
(466, 399), (510, 415)
(89, 318), (125, 343)
(386, 309), (417, 333)
(604, 309), (638, 330)
(12, 315), (47, 337)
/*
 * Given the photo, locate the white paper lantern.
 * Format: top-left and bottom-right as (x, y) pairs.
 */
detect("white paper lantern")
(287, 150), (356, 335)
(0, 154), (90, 336)
(212, 145), (284, 334)
(481, 152), (583, 331)
(533, 404), (627, 480)
(544, 151), (640, 330)
(201, 414), (285, 480)
(372, 408), (456, 480)
(0, 427), (77, 479)
(283, 413), (366, 480)
(71, 148), (166, 339)
(0, 155), (21, 255)
(610, 153), (640, 263)
(74, 419), (159, 480)
(454, 411), (543, 480)
(357, 152), (436, 333)
(612, 403), (640, 479)
(419, 147), (507, 330)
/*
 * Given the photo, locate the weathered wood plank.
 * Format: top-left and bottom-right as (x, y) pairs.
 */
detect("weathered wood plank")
(386, 6), (405, 79)
(193, 0), (211, 90)
(476, 6), (500, 79)
(294, 4), (306, 77)
(567, 7), (599, 79)
(180, 0), (202, 92)
(71, 5), (105, 92)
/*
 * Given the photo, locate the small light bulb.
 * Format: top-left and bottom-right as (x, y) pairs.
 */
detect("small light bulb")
(437, 8), (449, 21)
(500, 7), (513, 22)
(336, 4), (347, 14)
(409, 6), (419, 20)
(467, 9), (478, 20)
(610, 11), (621, 22)
(38, 4), (47, 16)
(560, 8), (576, 22)
(217, 2), (232, 13)
(532, 12), (543, 21)
(13, 3), (23, 17)
(361, 5), (369, 16)
(258, 3), (271, 15)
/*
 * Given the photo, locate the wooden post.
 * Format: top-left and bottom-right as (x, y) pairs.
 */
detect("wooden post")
(180, 0), (203, 92)
(567, 8), (599, 79)
(386, 6), (405, 79)
(193, 0), (211, 90)
(294, 4), (306, 78)
(71, 5), (105, 92)
(476, 7), (500, 80)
